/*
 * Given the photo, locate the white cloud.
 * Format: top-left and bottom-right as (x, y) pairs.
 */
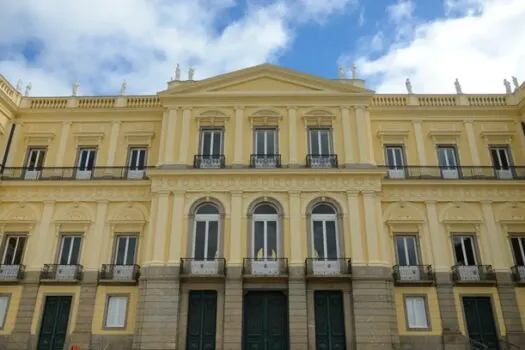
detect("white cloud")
(344, 0), (525, 93)
(0, 0), (356, 96)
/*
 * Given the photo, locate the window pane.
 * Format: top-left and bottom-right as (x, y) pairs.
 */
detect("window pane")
(137, 150), (146, 168)
(86, 150), (95, 169)
(438, 148), (448, 167)
(499, 149), (510, 168)
(313, 221), (325, 258)
(267, 221), (277, 258)
(197, 204), (219, 215)
(453, 237), (466, 265)
(396, 237), (408, 266)
(312, 204), (335, 214)
(70, 237), (81, 264)
(13, 237), (26, 265)
(320, 130), (330, 154)
(386, 148), (395, 168)
(256, 130), (265, 154)
(463, 237), (476, 265)
(254, 221), (264, 258)
(106, 296), (127, 328)
(0, 296), (8, 327)
(115, 238), (127, 265)
(266, 130), (275, 154)
(202, 132), (212, 155)
(406, 237), (418, 265)
(212, 131), (222, 155)
(3, 237), (16, 265)
(194, 222), (206, 260)
(60, 237), (72, 265)
(511, 238), (525, 266)
(254, 204), (277, 215)
(130, 150), (138, 169)
(207, 221), (218, 260)
(126, 237), (137, 265)
(406, 297), (428, 329)
(325, 221), (338, 259)
(446, 148), (457, 167)
(310, 130), (319, 154)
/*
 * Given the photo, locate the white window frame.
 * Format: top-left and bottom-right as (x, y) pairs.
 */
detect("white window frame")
(437, 146), (459, 179)
(192, 213), (220, 261)
(395, 236), (419, 266)
(1, 235), (26, 265)
(105, 295), (128, 328)
(254, 128), (277, 155)
(490, 146), (513, 179)
(76, 148), (96, 179)
(127, 147), (147, 179)
(0, 295), (9, 329)
(511, 236), (525, 266)
(24, 148), (46, 180)
(200, 129), (223, 156)
(385, 146), (406, 178)
(58, 236), (82, 265)
(405, 296), (429, 329)
(114, 236), (137, 265)
(453, 236), (477, 266)
(308, 128), (332, 155)
(252, 213), (279, 260)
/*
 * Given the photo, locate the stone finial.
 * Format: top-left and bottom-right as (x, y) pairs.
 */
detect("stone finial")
(24, 82), (32, 97)
(16, 79), (23, 92)
(188, 67), (195, 80)
(454, 78), (462, 95)
(512, 76), (519, 90)
(120, 80), (127, 96)
(338, 65), (345, 79)
(72, 80), (80, 96)
(503, 79), (512, 94)
(405, 78), (413, 94)
(351, 64), (357, 79)
(175, 64), (181, 80)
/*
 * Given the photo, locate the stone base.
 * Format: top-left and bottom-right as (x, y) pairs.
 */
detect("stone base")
(505, 331), (525, 348)
(91, 334), (134, 350)
(398, 335), (443, 350)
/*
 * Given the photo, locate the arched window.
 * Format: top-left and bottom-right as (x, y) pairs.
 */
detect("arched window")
(193, 203), (220, 261)
(310, 203), (339, 260)
(252, 204), (279, 259)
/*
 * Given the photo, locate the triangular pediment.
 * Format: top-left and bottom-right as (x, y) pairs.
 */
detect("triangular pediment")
(160, 64), (371, 95)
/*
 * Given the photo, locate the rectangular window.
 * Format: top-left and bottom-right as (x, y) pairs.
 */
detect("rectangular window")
(0, 295), (9, 329)
(58, 236), (82, 265)
(395, 236), (419, 266)
(437, 146), (459, 178)
(114, 236), (137, 265)
(254, 128), (276, 155)
(308, 129), (332, 155)
(1, 236), (26, 265)
(453, 236), (477, 265)
(105, 296), (128, 328)
(200, 129), (223, 156)
(405, 296), (429, 329)
(77, 148), (97, 170)
(128, 148), (147, 170)
(385, 146), (405, 178)
(25, 148), (46, 170)
(490, 146), (513, 179)
(511, 236), (525, 266)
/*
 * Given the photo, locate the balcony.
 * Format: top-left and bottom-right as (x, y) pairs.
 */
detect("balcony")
(393, 265), (435, 285)
(0, 166), (151, 181)
(452, 265), (496, 284)
(40, 264), (83, 283)
(99, 264), (140, 284)
(242, 258), (288, 278)
(180, 258), (226, 279)
(381, 165), (525, 180)
(250, 154), (282, 168)
(511, 265), (525, 284)
(306, 154), (338, 168)
(0, 264), (24, 283)
(305, 258), (351, 278)
(193, 155), (225, 169)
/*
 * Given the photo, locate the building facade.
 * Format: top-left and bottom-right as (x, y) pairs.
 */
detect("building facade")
(0, 64), (524, 350)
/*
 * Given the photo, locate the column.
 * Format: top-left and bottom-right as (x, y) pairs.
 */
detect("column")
(54, 121), (71, 167)
(157, 111), (169, 165)
(516, 121), (525, 158)
(287, 106), (298, 166)
(362, 191), (380, 264)
(424, 201), (451, 270)
(178, 108), (192, 165)
(233, 106), (244, 166)
(152, 191), (170, 265)
(288, 191), (302, 264)
(162, 108), (179, 164)
(168, 190), (185, 264)
(346, 191), (364, 264)
(27, 200), (55, 270)
(464, 120), (481, 164)
(87, 200), (109, 270)
(354, 106), (374, 164)
(480, 201), (505, 270)
(105, 121), (120, 169)
(340, 106), (355, 166)
(229, 191), (242, 265)
(412, 120), (428, 165)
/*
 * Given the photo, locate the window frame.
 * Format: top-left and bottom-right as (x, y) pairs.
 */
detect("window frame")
(1, 234), (28, 265)
(309, 203), (340, 260)
(112, 235), (138, 266)
(24, 147), (47, 170)
(103, 294), (130, 330)
(394, 235), (421, 266)
(403, 294), (431, 331)
(308, 128), (333, 155)
(56, 234), (83, 265)
(489, 145), (513, 169)
(251, 204), (279, 260)
(509, 235), (525, 266)
(192, 204), (221, 260)
(0, 294), (11, 330)
(126, 146), (148, 170)
(253, 128), (278, 155)
(451, 234), (479, 266)
(436, 144), (460, 168)
(199, 128), (224, 156)
(75, 147), (98, 171)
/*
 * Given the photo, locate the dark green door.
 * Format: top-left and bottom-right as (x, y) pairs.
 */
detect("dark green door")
(314, 291), (346, 350)
(186, 291), (218, 350)
(243, 291), (289, 350)
(37, 296), (72, 350)
(463, 297), (499, 350)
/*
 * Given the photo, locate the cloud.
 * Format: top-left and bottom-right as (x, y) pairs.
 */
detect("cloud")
(0, 0), (356, 96)
(343, 0), (525, 93)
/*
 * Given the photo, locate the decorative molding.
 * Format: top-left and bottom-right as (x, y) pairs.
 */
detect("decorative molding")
(74, 131), (105, 146)
(248, 108), (283, 126)
(376, 127), (410, 144)
(480, 129), (514, 144)
(0, 186), (151, 202)
(124, 131), (155, 146)
(24, 131), (55, 145)
(381, 186), (525, 202)
(428, 130), (462, 145)
(194, 109), (230, 127)
(301, 109), (335, 127)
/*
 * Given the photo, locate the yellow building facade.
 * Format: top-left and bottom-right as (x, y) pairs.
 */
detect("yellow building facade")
(0, 64), (524, 350)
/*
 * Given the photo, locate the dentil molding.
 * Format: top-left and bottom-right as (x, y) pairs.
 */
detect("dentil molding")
(0, 186), (151, 202)
(382, 186), (525, 202)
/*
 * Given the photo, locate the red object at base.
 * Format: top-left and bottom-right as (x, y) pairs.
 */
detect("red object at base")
(71, 346), (80, 350)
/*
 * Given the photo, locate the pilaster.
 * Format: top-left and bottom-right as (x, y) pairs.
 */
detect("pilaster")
(340, 106), (355, 166)
(412, 120), (428, 165)
(233, 106), (244, 167)
(287, 106), (298, 166)
(157, 110), (169, 166)
(26, 200), (55, 270)
(480, 201), (506, 270)
(87, 200), (109, 270)
(178, 108), (192, 166)
(464, 120), (481, 165)
(54, 121), (72, 167)
(425, 201), (451, 271)
(362, 191), (381, 265)
(105, 121), (121, 167)
(151, 191), (170, 265)
(288, 266), (307, 350)
(168, 190), (185, 264)
(347, 191), (364, 264)
(288, 190), (302, 264)
(163, 108), (179, 164)
(515, 121), (525, 160)
(354, 106), (374, 164)
(229, 191), (243, 265)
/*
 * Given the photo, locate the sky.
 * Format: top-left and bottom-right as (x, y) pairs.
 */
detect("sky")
(0, 0), (524, 96)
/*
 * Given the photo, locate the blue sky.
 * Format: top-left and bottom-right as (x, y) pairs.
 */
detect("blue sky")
(0, 0), (524, 96)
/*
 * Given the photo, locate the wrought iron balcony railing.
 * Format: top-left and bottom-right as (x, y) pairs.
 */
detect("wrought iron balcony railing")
(452, 264), (496, 283)
(0, 264), (25, 282)
(180, 258), (226, 277)
(242, 258), (288, 277)
(381, 165), (525, 180)
(193, 155), (225, 169)
(0, 166), (151, 180)
(393, 265), (435, 284)
(99, 264), (140, 282)
(250, 154), (282, 168)
(305, 258), (351, 277)
(40, 264), (83, 282)
(306, 154), (338, 168)
(511, 265), (525, 283)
